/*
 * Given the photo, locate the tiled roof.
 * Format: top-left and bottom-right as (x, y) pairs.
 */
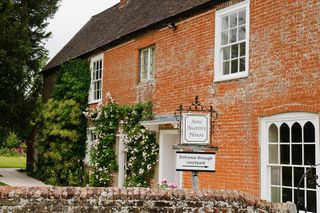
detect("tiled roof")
(44, 0), (213, 71)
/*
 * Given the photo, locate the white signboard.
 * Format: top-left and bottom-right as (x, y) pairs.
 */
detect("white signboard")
(176, 152), (215, 172)
(182, 113), (210, 144)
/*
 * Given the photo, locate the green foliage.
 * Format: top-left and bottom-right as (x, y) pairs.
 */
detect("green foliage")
(0, 148), (25, 157)
(122, 102), (158, 187)
(4, 132), (21, 149)
(0, 0), (60, 145)
(88, 103), (123, 186)
(87, 100), (159, 187)
(35, 59), (90, 186)
(53, 59), (91, 107)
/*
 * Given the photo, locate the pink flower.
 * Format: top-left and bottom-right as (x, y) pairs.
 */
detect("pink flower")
(161, 179), (167, 184)
(168, 183), (177, 189)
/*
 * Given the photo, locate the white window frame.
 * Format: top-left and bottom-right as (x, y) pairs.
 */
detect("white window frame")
(88, 54), (103, 104)
(260, 112), (320, 212)
(85, 127), (98, 165)
(139, 46), (155, 81)
(214, 1), (250, 82)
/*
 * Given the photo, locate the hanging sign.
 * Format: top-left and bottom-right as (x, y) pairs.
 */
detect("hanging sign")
(176, 151), (215, 172)
(182, 113), (210, 144)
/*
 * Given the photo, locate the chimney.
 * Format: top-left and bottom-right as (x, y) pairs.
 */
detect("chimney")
(119, 0), (129, 9)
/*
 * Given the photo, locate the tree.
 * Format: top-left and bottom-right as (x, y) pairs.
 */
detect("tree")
(0, 0), (60, 145)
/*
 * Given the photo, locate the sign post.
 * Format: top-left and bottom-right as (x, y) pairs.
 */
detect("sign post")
(174, 96), (218, 190)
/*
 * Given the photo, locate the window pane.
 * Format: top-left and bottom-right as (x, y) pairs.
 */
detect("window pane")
(221, 31), (228, 45)
(141, 69), (147, 80)
(97, 81), (101, 90)
(150, 49), (155, 78)
(269, 145), (278, 164)
(280, 145), (290, 164)
(230, 13), (237, 28)
(96, 70), (99, 80)
(94, 90), (97, 100)
(271, 166), (280, 185)
(269, 124), (278, 143)
(223, 46), (230, 60)
(240, 57), (245, 72)
(229, 28), (237, 43)
(223, 61), (230, 75)
(294, 189), (305, 211)
(304, 144), (315, 165)
(292, 122), (302, 143)
(282, 188), (292, 202)
(294, 167), (304, 187)
(94, 62), (97, 73)
(280, 123), (290, 143)
(307, 191), (317, 212)
(144, 51), (148, 70)
(292, 145), (302, 165)
(97, 90), (101, 100)
(238, 26), (246, 40)
(231, 59), (238, 74)
(240, 42), (246, 56)
(306, 168), (317, 189)
(93, 69), (97, 80)
(231, 44), (238, 58)
(271, 187), (281, 203)
(238, 9), (246, 25)
(222, 16), (229, 30)
(282, 167), (292, 186)
(304, 122), (315, 142)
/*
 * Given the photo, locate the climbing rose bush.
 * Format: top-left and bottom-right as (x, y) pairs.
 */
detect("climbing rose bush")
(85, 93), (159, 187)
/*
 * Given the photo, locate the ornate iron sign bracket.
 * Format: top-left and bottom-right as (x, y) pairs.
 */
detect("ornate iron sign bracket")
(173, 96), (218, 191)
(174, 96), (217, 135)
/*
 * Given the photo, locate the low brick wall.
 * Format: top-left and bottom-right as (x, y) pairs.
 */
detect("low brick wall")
(0, 186), (296, 212)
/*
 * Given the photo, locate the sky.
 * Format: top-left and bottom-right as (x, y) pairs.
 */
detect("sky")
(45, 0), (119, 61)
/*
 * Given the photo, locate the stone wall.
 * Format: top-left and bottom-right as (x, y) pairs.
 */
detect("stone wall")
(0, 186), (296, 212)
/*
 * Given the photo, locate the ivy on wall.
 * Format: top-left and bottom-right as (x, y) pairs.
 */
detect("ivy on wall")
(85, 94), (159, 187)
(35, 59), (91, 186)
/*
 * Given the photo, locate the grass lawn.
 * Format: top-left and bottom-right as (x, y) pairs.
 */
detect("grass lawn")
(0, 156), (26, 168)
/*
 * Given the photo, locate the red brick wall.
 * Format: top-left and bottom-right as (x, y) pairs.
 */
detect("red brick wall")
(97, 0), (320, 197)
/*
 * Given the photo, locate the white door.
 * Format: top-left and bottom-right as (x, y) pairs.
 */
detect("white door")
(159, 130), (181, 188)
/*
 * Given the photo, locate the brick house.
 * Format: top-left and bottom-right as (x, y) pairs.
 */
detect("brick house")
(42, 0), (320, 211)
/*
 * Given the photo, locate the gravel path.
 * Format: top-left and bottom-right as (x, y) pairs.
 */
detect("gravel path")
(0, 168), (47, 186)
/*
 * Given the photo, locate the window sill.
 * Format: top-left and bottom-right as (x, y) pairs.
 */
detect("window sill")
(214, 72), (249, 83)
(88, 99), (102, 105)
(138, 79), (155, 85)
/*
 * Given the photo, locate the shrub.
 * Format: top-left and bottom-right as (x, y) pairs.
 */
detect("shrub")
(4, 132), (20, 149)
(34, 59), (90, 186)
